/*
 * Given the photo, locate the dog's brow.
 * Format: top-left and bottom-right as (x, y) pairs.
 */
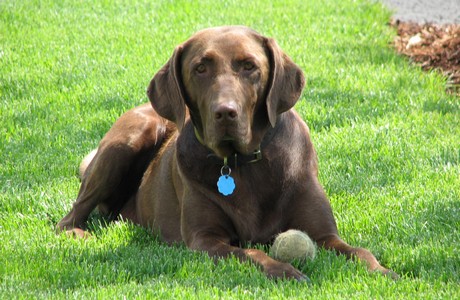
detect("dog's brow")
(234, 53), (257, 62)
(189, 53), (215, 68)
(202, 50), (220, 60)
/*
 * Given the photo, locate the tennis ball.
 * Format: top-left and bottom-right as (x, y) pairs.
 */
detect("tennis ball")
(270, 229), (316, 263)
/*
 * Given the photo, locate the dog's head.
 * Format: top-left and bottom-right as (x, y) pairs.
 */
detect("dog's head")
(147, 26), (305, 158)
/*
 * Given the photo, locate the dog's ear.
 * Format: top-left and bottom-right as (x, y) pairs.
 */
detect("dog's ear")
(264, 38), (305, 127)
(147, 45), (186, 130)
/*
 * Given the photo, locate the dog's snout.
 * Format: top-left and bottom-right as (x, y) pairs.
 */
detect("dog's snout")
(214, 102), (238, 122)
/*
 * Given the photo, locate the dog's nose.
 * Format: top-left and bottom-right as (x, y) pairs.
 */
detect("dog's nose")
(214, 103), (238, 122)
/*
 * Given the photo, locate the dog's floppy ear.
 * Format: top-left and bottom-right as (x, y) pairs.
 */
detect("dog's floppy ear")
(264, 38), (305, 127)
(147, 45), (186, 130)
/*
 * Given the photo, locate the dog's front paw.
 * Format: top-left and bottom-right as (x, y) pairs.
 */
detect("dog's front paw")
(379, 268), (399, 280)
(64, 228), (91, 239)
(264, 261), (310, 282)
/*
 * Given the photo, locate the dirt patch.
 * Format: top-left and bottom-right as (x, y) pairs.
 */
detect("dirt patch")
(391, 20), (460, 95)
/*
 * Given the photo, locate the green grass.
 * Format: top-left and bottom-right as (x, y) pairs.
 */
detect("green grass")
(1, 0), (459, 298)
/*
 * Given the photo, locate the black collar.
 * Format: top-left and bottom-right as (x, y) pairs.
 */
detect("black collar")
(194, 127), (263, 167)
(207, 150), (262, 167)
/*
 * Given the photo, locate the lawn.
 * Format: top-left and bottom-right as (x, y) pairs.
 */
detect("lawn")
(1, 0), (459, 299)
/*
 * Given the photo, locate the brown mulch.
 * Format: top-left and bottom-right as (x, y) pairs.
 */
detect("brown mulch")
(391, 20), (460, 94)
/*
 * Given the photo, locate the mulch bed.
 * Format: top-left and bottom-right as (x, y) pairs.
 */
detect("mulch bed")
(391, 20), (460, 95)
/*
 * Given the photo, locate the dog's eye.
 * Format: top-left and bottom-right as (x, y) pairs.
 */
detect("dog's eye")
(243, 61), (255, 71)
(195, 64), (206, 74)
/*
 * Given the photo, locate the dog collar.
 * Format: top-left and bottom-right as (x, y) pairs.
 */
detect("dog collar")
(193, 127), (262, 166)
(194, 127), (262, 197)
(194, 127), (206, 145)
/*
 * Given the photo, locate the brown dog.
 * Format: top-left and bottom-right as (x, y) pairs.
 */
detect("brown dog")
(58, 26), (395, 280)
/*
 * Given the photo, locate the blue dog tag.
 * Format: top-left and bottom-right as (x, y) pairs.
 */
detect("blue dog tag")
(217, 175), (235, 196)
(217, 159), (235, 196)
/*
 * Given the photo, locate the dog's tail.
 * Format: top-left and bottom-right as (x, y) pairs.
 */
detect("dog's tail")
(79, 149), (98, 180)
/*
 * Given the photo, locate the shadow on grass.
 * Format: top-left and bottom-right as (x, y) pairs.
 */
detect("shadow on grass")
(423, 98), (460, 114)
(51, 212), (401, 294)
(53, 218), (278, 292)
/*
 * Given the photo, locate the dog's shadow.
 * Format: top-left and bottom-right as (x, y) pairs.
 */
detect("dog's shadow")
(58, 213), (324, 288)
(53, 198), (402, 285)
(57, 211), (406, 287)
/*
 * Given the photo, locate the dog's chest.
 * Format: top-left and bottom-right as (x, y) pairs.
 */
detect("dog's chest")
(175, 129), (300, 243)
(215, 169), (288, 244)
(228, 202), (284, 244)
(180, 155), (288, 243)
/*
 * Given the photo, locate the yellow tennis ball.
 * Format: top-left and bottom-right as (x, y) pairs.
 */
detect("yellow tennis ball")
(270, 229), (316, 263)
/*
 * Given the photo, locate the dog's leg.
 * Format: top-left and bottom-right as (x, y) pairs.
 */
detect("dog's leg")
(57, 144), (139, 234)
(316, 234), (398, 279)
(57, 104), (170, 236)
(180, 198), (309, 281)
(289, 179), (398, 279)
(188, 234), (309, 281)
